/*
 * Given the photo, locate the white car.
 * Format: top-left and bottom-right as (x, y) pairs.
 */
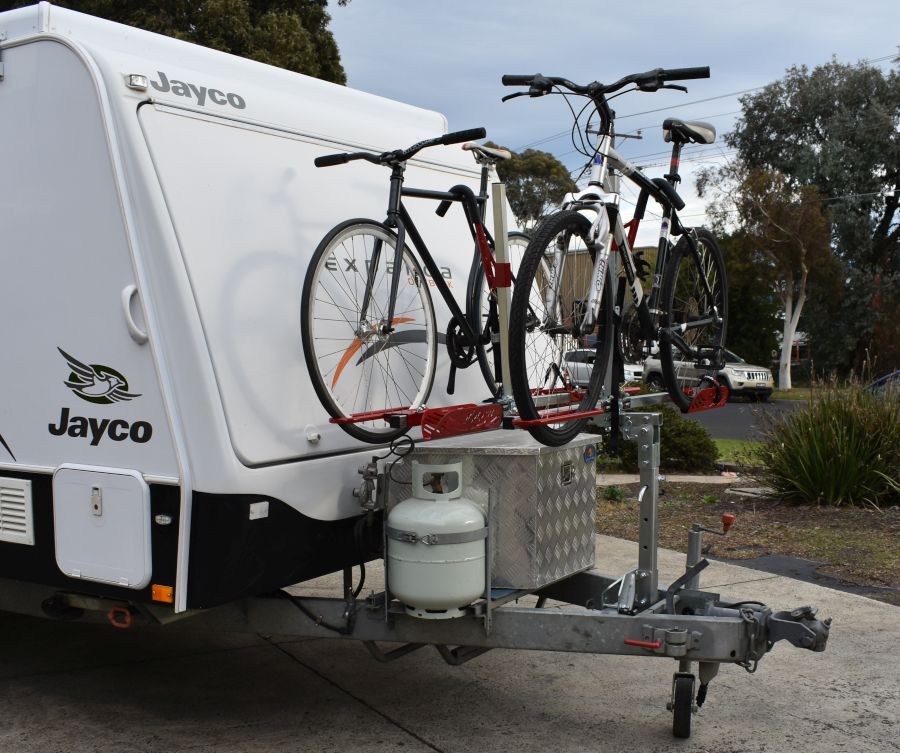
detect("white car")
(563, 350), (643, 387)
(642, 349), (773, 402)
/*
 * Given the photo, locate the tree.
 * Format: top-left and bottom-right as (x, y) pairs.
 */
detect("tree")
(487, 144), (576, 229)
(699, 165), (836, 389)
(726, 58), (900, 373)
(717, 232), (781, 367)
(0, 0), (347, 83)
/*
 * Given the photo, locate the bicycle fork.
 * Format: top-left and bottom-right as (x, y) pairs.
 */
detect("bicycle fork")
(544, 209), (612, 338)
(358, 167), (408, 335)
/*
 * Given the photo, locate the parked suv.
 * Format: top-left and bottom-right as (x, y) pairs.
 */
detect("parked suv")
(642, 349), (773, 402)
(564, 350), (643, 386)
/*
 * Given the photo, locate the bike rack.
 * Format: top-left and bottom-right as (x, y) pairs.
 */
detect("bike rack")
(329, 181), (728, 442)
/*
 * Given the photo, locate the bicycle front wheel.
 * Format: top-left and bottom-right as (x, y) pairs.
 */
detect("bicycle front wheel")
(659, 227), (728, 412)
(508, 211), (614, 446)
(301, 219), (437, 442)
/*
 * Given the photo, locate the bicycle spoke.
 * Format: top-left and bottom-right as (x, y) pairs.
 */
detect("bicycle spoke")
(302, 222), (437, 441)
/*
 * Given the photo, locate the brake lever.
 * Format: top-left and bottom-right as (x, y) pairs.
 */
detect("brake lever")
(661, 84), (689, 92)
(501, 92), (529, 102)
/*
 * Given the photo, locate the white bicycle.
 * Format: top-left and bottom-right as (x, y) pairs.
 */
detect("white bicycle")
(502, 66), (729, 445)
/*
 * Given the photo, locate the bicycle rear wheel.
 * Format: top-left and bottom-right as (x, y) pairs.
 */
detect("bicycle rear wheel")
(659, 227), (728, 412)
(301, 219), (437, 443)
(508, 210), (614, 446)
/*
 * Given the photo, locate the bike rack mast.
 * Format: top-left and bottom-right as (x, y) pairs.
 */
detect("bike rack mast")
(491, 182), (514, 400)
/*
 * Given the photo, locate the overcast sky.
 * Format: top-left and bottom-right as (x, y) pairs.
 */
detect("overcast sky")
(328, 1), (898, 241)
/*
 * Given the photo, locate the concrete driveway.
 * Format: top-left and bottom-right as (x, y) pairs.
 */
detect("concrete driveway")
(1, 537), (896, 753)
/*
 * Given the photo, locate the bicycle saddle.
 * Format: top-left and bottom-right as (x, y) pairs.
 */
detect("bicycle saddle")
(662, 118), (716, 145)
(463, 142), (512, 162)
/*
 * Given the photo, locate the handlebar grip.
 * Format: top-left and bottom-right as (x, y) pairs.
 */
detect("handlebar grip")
(441, 127), (486, 146)
(502, 74), (537, 86)
(661, 66), (710, 81)
(314, 153), (350, 168)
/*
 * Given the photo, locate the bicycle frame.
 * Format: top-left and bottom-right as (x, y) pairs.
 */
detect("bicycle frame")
(548, 127), (719, 361)
(357, 162), (498, 350)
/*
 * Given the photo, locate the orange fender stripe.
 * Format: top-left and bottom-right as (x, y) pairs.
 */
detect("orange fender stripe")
(331, 317), (415, 389)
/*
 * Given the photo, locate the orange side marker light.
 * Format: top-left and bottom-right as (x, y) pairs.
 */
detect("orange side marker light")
(152, 584), (175, 604)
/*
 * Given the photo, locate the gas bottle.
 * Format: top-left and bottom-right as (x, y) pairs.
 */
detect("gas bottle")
(386, 461), (486, 619)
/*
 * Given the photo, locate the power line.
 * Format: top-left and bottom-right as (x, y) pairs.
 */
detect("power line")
(515, 88), (762, 151)
(514, 50), (900, 154)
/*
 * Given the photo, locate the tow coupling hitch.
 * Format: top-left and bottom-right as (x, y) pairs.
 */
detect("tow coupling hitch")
(767, 605), (831, 652)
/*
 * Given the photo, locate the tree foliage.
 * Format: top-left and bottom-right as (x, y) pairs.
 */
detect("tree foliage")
(0, 0), (347, 83)
(716, 232), (780, 367)
(699, 163), (836, 388)
(487, 144), (576, 228)
(726, 58), (899, 373)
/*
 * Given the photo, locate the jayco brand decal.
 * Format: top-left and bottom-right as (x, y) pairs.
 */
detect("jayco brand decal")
(58, 348), (141, 405)
(0, 430), (15, 461)
(150, 71), (247, 110)
(49, 408), (152, 446)
(51, 348), (154, 447)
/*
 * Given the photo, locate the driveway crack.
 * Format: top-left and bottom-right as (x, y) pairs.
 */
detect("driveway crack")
(264, 637), (445, 753)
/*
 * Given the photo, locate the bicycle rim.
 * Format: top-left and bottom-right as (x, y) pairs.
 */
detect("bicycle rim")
(301, 220), (437, 442)
(660, 227), (728, 412)
(508, 211), (613, 446)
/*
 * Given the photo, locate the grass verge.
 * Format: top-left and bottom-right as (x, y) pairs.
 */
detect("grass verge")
(771, 387), (814, 401)
(714, 438), (761, 464)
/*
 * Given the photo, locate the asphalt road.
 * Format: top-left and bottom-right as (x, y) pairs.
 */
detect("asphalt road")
(681, 398), (803, 440)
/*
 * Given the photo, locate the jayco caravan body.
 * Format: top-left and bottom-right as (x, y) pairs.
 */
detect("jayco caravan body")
(0, 2), (490, 614)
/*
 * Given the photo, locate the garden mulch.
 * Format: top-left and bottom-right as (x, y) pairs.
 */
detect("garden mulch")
(596, 480), (900, 606)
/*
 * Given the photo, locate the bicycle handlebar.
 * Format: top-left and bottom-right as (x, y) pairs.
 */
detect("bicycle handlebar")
(441, 127), (487, 145)
(501, 66), (709, 97)
(501, 74), (537, 86)
(314, 127), (487, 168)
(659, 66), (710, 81)
(314, 152), (352, 168)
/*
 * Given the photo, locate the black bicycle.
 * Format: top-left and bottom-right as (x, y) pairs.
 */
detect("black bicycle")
(502, 67), (728, 445)
(301, 128), (531, 443)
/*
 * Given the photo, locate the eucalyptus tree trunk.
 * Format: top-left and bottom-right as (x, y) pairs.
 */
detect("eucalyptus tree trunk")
(778, 264), (808, 390)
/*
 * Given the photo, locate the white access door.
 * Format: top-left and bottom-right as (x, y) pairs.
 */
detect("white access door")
(53, 465), (152, 589)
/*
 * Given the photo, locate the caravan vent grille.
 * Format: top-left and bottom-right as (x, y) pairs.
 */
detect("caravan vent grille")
(0, 478), (35, 545)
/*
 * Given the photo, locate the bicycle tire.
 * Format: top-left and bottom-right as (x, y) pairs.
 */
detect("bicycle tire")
(659, 227), (728, 412)
(508, 210), (614, 446)
(471, 231), (532, 393)
(301, 219), (437, 443)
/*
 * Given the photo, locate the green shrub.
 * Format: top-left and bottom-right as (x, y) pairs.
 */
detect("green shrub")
(603, 485), (625, 502)
(751, 377), (900, 507)
(594, 404), (718, 473)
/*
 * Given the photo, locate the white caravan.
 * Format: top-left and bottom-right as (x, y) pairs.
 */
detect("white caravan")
(0, 2), (494, 614)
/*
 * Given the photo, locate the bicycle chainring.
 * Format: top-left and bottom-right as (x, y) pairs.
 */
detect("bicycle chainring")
(446, 318), (478, 369)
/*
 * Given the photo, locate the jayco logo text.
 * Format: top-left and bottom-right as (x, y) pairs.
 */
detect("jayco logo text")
(49, 408), (153, 446)
(150, 71), (246, 110)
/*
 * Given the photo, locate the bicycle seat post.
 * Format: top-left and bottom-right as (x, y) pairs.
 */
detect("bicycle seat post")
(664, 140), (683, 187)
